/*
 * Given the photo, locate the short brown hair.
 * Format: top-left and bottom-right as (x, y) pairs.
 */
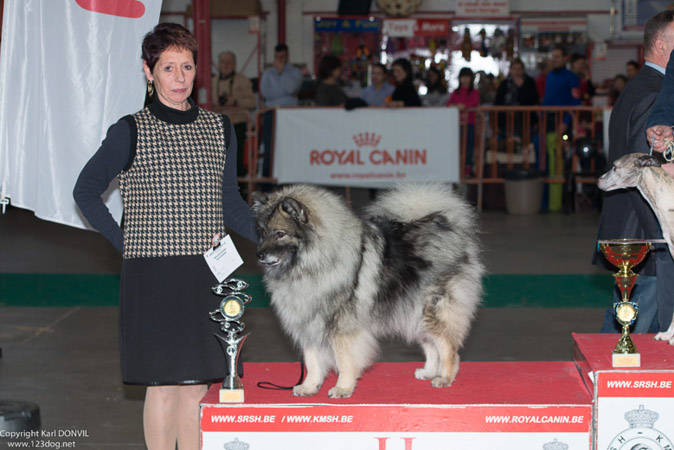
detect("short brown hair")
(509, 57), (525, 69)
(643, 10), (674, 55)
(142, 23), (198, 72)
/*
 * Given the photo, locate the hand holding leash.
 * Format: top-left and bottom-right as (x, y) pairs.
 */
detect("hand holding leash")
(647, 125), (674, 161)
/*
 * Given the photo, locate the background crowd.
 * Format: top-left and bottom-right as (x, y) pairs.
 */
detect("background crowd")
(212, 42), (634, 179)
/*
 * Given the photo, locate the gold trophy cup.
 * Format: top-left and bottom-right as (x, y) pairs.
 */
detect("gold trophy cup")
(598, 239), (653, 367)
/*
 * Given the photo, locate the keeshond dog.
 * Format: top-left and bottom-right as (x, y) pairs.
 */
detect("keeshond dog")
(251, 183), (484, 398)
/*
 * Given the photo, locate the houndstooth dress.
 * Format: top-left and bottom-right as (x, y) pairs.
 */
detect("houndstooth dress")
(74, 98), (257, 385)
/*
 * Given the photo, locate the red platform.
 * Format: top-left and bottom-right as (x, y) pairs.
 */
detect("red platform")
(573, 333), (674, 449)
(200, 361), (592, 449)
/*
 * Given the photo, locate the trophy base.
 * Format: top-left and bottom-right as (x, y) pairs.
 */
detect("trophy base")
(612, 352), (641, 368)
(219, 388), (245, 403)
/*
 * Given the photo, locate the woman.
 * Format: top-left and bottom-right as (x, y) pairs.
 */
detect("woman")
(446, 67), (480, 174)
(494, 58), (539, 136)
(315, 54), (347, 106)
(422, 66), (449, 107)
(73, 23), (256, 450)
(387, 58), (421, 107)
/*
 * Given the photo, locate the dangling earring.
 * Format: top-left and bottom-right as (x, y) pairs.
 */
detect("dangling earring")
(147, 80), (154, 96)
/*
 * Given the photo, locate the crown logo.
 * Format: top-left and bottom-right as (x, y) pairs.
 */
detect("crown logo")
(353, 132), (381, 147)
(625, 404), (659, 428)
(542, 438), (568, 450)
(224, 438), (250, 450)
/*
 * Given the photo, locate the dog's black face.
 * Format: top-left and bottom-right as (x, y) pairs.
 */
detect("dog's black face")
(251, 193), (308, 277)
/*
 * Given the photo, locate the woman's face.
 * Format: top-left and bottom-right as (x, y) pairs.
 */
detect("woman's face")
(428, 71), (439, 84)
(459, 74), (472, 89)
(392, 64), (407, 84)
(509, 63), (524, 79)
(143, 47), (196, 111)
(331, 66), (341, 80)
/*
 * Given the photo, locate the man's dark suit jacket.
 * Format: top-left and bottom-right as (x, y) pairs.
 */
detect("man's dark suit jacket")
(593, 64), (664, 274)
(646, 49), (674, 129)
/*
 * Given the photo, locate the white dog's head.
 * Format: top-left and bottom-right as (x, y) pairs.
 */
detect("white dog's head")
(598, 153), (661, 191)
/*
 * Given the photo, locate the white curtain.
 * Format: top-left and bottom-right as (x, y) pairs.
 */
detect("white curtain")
(0, 0), (162, 229)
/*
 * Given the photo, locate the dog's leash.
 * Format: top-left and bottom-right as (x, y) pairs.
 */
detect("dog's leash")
(256, 361), (306, 391)
(651, 129), (674, 162)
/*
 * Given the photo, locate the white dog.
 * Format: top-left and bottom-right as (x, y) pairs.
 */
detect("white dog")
(598, 153), (674, 344)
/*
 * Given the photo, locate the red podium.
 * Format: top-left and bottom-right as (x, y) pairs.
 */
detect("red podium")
(573, 333), (674, 449)
(200, 361), (592, 449)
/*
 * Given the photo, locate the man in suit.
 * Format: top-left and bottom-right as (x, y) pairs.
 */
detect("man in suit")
(594, 10), (674, 333)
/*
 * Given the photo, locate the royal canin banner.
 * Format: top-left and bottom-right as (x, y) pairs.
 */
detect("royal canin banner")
(201, 405), (591, 449)
(272, 108), (460, 187)
(0, 0), (161, 228)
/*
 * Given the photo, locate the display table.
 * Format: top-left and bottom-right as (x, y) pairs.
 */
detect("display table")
(200, 361), (592, 449)
(573, 333), (674, 449)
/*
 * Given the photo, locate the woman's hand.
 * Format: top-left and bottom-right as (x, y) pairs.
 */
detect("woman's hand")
(646, 125), (674, 153)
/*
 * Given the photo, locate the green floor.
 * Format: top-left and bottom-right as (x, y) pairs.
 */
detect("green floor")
(0, 273), (615, 308)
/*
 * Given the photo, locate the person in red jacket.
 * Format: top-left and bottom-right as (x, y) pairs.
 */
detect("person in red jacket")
(447, 67), (480, 175)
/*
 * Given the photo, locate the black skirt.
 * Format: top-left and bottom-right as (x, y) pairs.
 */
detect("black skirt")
(119, 255), (226, 385)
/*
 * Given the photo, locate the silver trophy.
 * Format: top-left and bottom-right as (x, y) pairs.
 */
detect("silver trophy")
(209, 278), (251, 402)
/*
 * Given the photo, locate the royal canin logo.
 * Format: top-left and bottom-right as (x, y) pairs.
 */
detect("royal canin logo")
(353, 132), (381, 148)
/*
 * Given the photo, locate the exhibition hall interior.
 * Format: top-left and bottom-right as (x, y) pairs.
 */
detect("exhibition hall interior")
(1, 0), (674, 449)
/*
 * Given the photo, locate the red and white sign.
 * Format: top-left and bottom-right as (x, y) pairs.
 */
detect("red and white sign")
(415, 19), (450, 37)
(382, 19), (417, 37)
(456, 0), (510, 17)
(273, 108), (460, 187)
(573, 333), (674, 449)
(201, 405), (591, 449)
(200, 362), (592, 449)
(383, 19), (449, 37)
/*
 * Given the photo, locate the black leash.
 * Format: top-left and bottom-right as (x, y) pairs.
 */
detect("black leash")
(256, 361), (305, 390)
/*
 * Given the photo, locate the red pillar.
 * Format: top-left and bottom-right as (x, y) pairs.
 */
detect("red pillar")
(278, 0), (286, 44)
(193, 0), (211, 109)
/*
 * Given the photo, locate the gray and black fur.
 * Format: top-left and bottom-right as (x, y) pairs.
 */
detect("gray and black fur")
(251, 183), (484, 398)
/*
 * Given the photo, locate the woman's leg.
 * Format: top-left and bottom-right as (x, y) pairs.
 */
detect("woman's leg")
(176, 384), (208, 450)
(143, 385), (179, 450)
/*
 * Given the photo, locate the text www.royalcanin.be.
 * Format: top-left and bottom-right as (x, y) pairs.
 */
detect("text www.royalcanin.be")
(484, 415), (584, 424)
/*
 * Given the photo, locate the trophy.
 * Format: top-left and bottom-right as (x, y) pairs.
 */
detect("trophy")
(209, 278), (252, 402)
(598, 239), (654, 367)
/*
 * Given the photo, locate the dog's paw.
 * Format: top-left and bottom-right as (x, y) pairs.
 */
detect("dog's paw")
(430, 376), (453, 388)
(414, 368), (435, 380)
(654, 331), (674, 342)
(293, 384), (320, 397)
(328, 386), (354, 398)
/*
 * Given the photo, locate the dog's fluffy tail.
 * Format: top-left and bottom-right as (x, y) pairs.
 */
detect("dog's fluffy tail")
(365, 183), (477, 230)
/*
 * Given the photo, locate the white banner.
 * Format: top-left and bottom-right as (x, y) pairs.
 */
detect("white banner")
(0, 0), (162, 228)
(456, 0), (510, 17)
(273, 108), (460, 188)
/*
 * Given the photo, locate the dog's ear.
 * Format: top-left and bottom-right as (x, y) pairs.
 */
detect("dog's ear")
(251, 192), (269, 214)
(636, 154), (662, 168)
(280, 198), (307, 224)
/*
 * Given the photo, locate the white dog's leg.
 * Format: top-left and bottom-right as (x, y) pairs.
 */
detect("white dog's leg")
(431, 337), (459, 388)
(415, 340), (440, 380)
(654, 311), (674, 345)
(328, 331), (376, 398)
(293, 346), (327, 397)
